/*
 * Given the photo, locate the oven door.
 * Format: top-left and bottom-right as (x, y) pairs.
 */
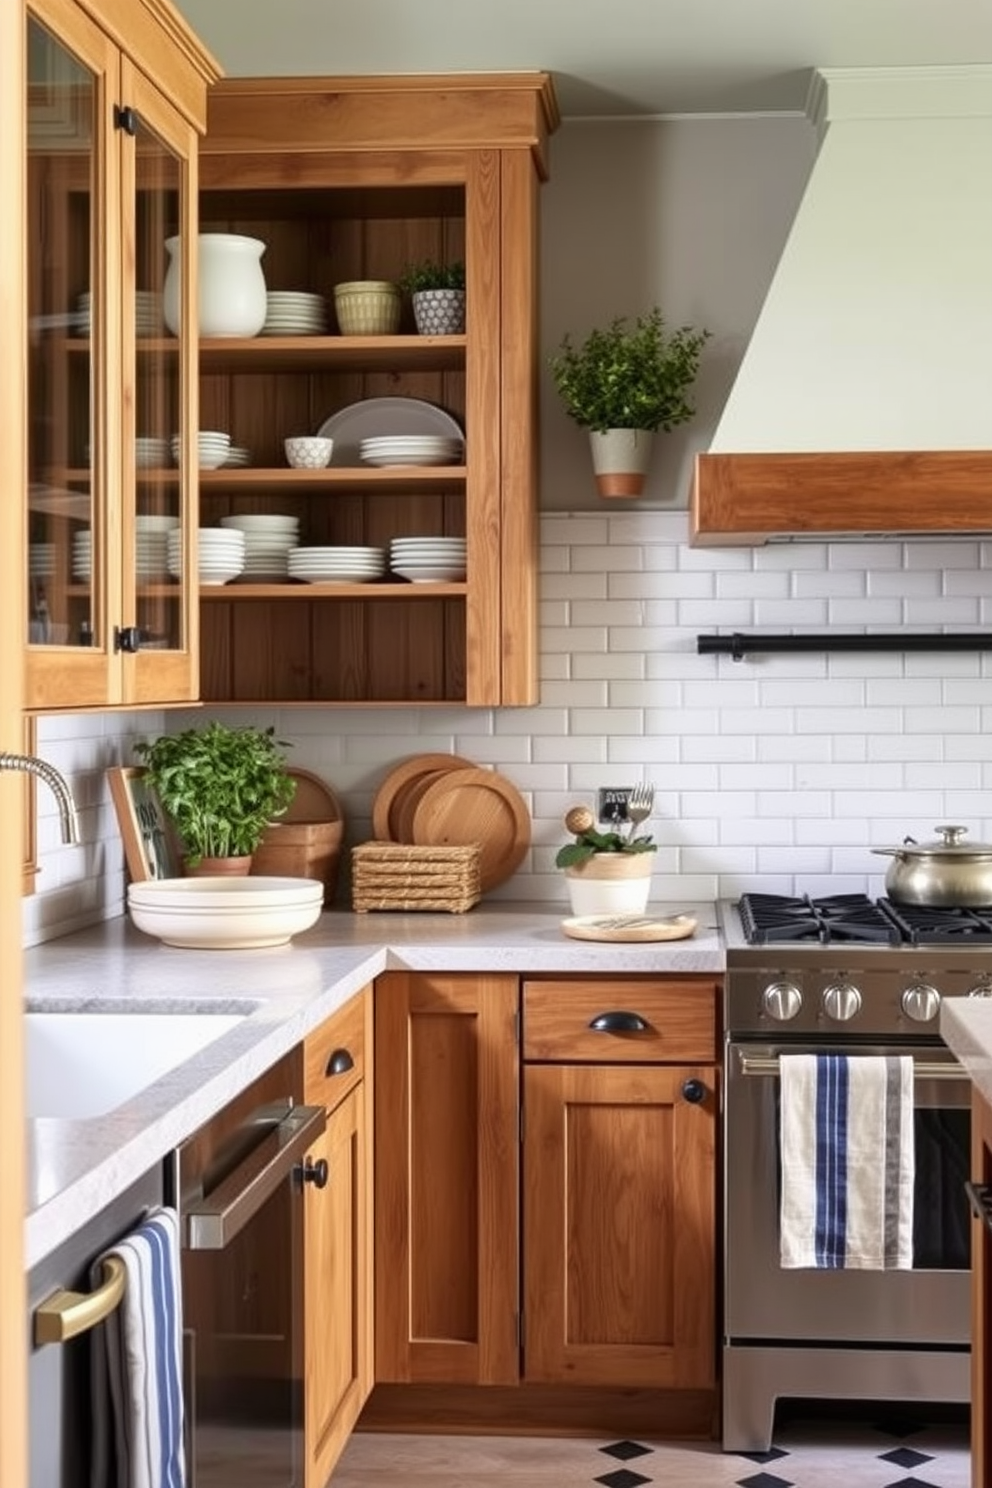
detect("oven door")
(724, 1041), (971, 1346)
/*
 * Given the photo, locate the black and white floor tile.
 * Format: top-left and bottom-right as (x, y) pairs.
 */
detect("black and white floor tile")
(330, 1410), (970, 1488)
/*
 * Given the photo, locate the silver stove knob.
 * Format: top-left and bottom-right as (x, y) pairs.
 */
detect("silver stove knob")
(967, 975), (992, 1000)
(901, 983), (941, 1023)
(762, 980), (802, 1021)
(822, 981), (862, 1022)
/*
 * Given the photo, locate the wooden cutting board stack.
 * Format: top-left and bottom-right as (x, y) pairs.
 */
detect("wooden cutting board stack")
(351, 842), (482, 913)
(354, 752), (531, 910)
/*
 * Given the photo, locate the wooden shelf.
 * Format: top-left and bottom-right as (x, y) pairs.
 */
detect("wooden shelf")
(200, 580), (467, 600)
(201, 333), (466, 372)
(199, 466), (466, 491)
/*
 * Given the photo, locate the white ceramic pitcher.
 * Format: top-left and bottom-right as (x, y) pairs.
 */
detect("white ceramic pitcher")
(163, 232), (268, 338)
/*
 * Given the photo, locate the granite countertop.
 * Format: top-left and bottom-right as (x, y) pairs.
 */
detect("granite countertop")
(940, 995), (992, 1108)
(24, 901), (722, 1269)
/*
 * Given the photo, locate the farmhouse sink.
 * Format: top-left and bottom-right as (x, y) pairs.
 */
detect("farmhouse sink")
(24, 1007), (248, 1120)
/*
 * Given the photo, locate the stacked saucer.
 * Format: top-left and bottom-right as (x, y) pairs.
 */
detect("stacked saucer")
(220, 513), (300, 582)
(134, 514), (179, 582)
(359, 434), (463, 467)
(390, 535), (467, 583)
(169, 527), (246, 586)
(76, 290), (162, 337)
(29, 542), (55, 579)
(171, 431), (232, 470)
(287, 545), (385, 584)
(135, 435), (170, 469)
(224, 445), (252, 468)
(261, 291), (328, 336)
(71, 530), (91, 582)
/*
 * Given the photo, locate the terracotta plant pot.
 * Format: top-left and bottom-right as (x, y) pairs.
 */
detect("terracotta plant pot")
(588, 428), (654, 499)
(564, 853), (653, 916)
(183, 854), (253, 877)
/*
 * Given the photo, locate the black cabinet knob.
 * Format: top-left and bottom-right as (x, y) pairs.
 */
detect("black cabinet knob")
(301, 1157), (328, 1189)
(681, 1078), (706, 1104)
(587, 1010), (649, 1034)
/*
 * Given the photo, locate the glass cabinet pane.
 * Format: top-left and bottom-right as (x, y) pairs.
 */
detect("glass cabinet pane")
(26, 18), (96, 649)
(133, 115), (183, 651)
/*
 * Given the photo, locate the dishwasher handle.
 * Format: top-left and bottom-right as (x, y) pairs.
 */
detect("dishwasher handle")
(184, 1102), (326, 1250)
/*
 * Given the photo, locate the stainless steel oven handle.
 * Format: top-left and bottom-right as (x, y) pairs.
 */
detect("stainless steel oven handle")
(736, 1052), (967, 1082)
(184, 1102), (326, 1250)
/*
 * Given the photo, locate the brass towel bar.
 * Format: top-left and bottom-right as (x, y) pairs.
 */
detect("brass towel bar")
(737, 1053), (967, 1082)
(33, 1254), (125, 1345)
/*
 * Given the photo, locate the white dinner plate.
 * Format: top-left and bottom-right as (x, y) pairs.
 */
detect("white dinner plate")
(317, 397), (464, 467)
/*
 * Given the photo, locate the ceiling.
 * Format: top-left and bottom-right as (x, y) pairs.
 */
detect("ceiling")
(174, 0), (992, 117)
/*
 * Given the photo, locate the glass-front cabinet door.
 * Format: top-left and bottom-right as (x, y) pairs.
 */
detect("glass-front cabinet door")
(25, 1), (201, 711)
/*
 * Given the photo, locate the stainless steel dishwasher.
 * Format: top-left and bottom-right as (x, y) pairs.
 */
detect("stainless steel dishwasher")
(175, 1054), (325, 1488)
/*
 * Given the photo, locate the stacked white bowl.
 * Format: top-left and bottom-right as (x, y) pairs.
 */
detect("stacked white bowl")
(287, 545), (385, 584)
(220, 513), (300, 581)
(168, 527), (246, 586)
(28, 542), (55, 579)
(135, 514), (179, 581)
(170, 431), (232, 469)
(135, 435), (171, 469)
(389, 535), (467, 582)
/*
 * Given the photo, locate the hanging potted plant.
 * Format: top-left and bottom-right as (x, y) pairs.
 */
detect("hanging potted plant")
(399, 259), (466, 336)
(134, 721), (296, 875)
(549, 307), (709, 498)
(555, 805), (657, 916)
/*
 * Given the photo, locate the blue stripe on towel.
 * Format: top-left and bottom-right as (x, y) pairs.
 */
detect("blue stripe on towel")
(142, 1215), (183, 1488)
(814, 1054), (848, 1268)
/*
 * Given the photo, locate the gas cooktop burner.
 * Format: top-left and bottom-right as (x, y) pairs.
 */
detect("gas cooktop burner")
(739, 893), (902, 946)
(738, 891), (992, 947)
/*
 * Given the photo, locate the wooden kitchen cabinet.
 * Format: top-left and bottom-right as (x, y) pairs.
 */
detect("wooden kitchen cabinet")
(302, 987), (374, 1488)
(25, 0), (220, 711)
(373, 971), (520, 1384)
(193, 74), (558, 707)
(969, 1086), (992, 1487)
(371, 971), (719, 1422)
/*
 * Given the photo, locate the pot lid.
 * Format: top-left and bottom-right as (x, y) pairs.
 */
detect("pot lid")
(875, 824), (992, 859)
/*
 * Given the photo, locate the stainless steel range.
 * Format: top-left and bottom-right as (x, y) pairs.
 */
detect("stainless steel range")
(720, 893), (988, 1452)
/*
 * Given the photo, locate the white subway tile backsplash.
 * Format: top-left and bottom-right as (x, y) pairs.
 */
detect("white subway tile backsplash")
(25, 512), (992, 941)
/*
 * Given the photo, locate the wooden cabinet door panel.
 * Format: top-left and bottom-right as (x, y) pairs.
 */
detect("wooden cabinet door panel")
(375, 971), (519, 1385)
(523, 1063), (716, 1389)
(304, 1086), (368, 1488)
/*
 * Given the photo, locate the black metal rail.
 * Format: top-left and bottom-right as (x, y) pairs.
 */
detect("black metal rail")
(697, 631), (992, 660)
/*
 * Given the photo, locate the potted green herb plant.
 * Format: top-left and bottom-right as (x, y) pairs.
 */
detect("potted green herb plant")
(556, 805), (657, 915)
(134, 721), (296, 874)
(399, 259), (466, 335)
(549, 307), (709, 498)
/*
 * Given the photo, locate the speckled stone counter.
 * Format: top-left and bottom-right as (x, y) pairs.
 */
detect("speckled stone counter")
(941, 996), (992, 1108)
(24, 901), (722, 1268)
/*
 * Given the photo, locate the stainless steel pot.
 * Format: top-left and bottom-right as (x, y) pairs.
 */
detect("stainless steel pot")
(872, 824), (992, 907)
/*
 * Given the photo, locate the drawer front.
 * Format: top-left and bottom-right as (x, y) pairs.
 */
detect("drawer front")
(522, 978), (717, 1064)
(304, 986), (367, 1109)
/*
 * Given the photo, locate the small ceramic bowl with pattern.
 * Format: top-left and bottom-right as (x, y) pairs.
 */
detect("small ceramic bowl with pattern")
(284, 435), (334, 469)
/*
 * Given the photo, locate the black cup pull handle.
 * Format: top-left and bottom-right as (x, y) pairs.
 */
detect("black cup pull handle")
(325, 1047), (355, 1077)
(681, 1078), (706, 1105)
(587, 1010), (649, 1034)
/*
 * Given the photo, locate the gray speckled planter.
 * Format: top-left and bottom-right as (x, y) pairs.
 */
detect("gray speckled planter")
(412, 288), (465, 335)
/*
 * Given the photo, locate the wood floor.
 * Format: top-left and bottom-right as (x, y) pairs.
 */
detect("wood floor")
(330, 1412), (970, 1488)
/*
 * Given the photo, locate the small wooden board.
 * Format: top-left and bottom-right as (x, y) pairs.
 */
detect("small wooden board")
(560, 913), (698, 944)
(371, 753), (474, 841)
(409, 767), (530, 892)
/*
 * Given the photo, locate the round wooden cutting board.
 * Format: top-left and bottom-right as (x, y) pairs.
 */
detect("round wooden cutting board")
(560, 913), (698, 944)
(283, 767), (343, 824)
(409, 767), (530, 891)
(371, 753), (474, 841)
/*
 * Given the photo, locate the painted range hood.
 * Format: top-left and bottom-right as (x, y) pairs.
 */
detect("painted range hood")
(692, 66), (992, 545)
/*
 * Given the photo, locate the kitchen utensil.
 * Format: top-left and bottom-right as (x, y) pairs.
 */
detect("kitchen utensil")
(625, 781), (655, 841)
(560, 913), (697, 944)
(872, 824), (992, 907)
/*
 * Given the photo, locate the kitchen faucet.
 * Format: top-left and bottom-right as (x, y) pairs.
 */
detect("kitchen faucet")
(0, 752), (80, 845)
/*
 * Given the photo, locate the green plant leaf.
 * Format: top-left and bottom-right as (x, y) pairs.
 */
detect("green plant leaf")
(549, 307), (709, 433)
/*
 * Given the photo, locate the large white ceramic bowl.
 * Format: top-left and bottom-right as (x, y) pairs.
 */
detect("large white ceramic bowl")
(127, 875), (323, 949)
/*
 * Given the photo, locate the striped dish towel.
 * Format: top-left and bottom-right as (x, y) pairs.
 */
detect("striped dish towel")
(90, 1206), (186, 1488)
(779, 1054), (914, 1269)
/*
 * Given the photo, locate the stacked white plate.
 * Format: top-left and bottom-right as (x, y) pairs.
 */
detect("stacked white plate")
(71, 530), (91, 581)
(76, 290), (162, 337)
(168, 527), (246, 585)
(287, 545), (385, 584)
(359, 434), (464, 467)
(135, 435), (170, 469)
(220, 513), (300, 581)
(29, 543), (55, 578)
(224, 445), (252, 468)
(171, 431), (232, 470)
(261, 291), (328, 336)
(390, 535), (467, 583)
